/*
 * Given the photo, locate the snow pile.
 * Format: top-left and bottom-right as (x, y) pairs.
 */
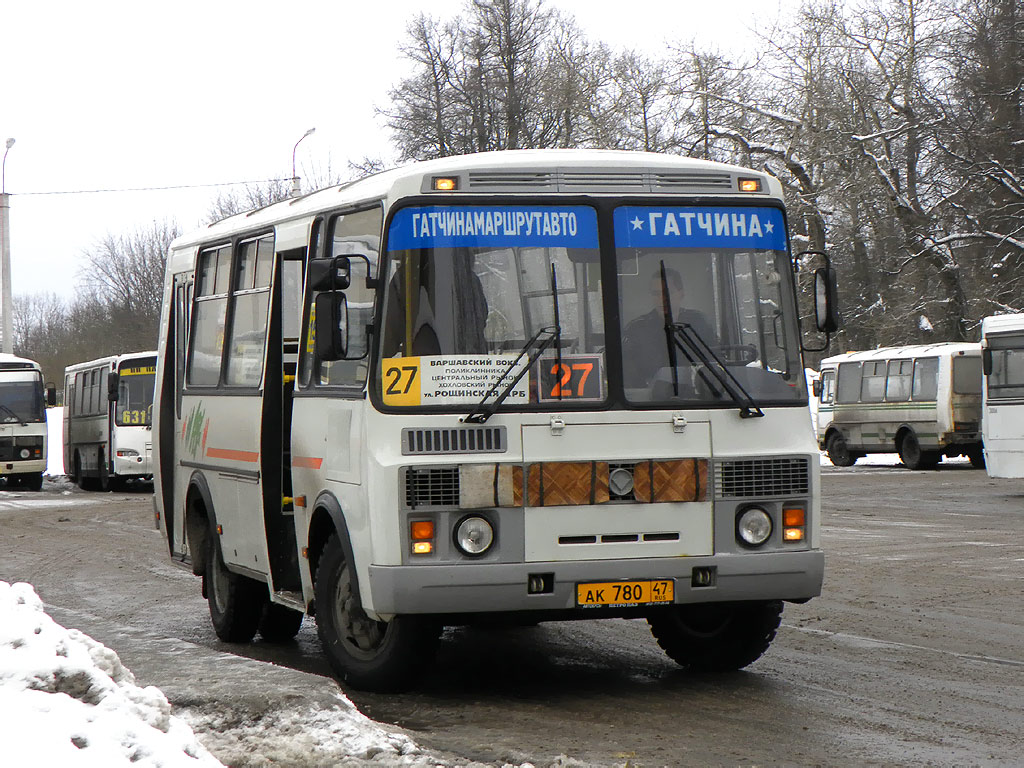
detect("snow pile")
(0, 581), (223, 767)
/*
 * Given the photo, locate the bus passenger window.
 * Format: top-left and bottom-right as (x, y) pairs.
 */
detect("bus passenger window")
(836, 362), (861, 403)
(860, 361), (885, 402)
(912, 358), (939, 400)
(885, 359), (913, 401)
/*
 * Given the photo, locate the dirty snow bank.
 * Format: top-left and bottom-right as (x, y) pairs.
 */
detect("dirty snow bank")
(0, 580), (223, 767)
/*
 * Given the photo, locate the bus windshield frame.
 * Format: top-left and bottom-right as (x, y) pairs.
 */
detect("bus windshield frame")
(116, 358), (157, 427)
(369, 199), (805, 414)
(0, 370), (45, 423)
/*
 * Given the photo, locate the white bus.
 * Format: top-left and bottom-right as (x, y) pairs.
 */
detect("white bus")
(0, 353), (55, 491)
(153, 149), (838, 691)
(815, 344), (983, 469)
(980, 314), (1024, 478)
(63, 352), (157, 490)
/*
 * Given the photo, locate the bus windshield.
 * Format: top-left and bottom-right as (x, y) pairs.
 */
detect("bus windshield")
(0, 371), (45, 423)
(378, 205), (606, 409)
(614, 206), (804, 404)
(116, 359), (156, 426)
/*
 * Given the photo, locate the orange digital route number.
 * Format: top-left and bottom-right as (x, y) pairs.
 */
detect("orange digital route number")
(537, 354), (603, 402)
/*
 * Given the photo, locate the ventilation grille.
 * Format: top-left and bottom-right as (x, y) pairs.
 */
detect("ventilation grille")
(402, 426), (507, 455)
(463, 169), (737, 193)
(404, 467), (460, 508)
(714, 457), (810, 498)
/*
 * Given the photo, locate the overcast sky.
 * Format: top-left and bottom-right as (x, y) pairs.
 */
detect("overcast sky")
(2, 0), (782, 299)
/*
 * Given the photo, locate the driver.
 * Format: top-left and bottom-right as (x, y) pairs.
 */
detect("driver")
(622, 268), (717, 388)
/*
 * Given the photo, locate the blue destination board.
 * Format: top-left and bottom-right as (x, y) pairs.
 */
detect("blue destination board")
(614, 206), (788, 251)
(387, 205), (599, 251)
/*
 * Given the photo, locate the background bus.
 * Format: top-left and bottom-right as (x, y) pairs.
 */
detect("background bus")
(0, 353), (55, 491)
(153, 149), (837, 691)
(815, 343), (983, 469)
(64, 352), (157, 491)
(980, 314), (1024, 478)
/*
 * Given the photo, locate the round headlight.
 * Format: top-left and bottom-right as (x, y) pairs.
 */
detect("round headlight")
(18, 448), (30, 459)
(737, 507), (773, 546)
(454, 515), (494, 556)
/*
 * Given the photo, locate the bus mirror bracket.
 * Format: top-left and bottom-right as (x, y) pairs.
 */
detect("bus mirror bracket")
(314, 292), (349, 361)
(308, 254), (375, 292)
(795, 250), (840, 353)
(982, 347), (993, 376)
(107, 372), (120, 402)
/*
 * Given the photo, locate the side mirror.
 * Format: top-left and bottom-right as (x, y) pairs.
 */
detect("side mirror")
(46, 385), (57, 407)
(982, 347), (993, 376)
(811, 379), (822, 398)
(308, 256), (353, 292)
(813, 266), (840, 333)
(314, 292), (349, 361)
(107, 372), (120, 402)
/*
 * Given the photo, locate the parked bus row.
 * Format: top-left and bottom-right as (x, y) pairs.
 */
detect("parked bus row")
(150, 148), (841, 691)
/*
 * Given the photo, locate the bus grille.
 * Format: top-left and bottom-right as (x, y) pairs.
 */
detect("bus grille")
(714, 457), (810, 498)
(464, 169), (735, 193)
(402, 426), (506, 455)
(404, 467), (460, 508)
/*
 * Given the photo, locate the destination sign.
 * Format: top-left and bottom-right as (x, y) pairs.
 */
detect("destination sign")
(614, 206), (788, 251)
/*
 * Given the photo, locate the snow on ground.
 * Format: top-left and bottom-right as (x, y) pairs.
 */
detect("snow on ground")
(0, 581), (223, 767)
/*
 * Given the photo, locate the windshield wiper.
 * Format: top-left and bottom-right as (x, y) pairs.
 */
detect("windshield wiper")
(463, 264), (563, 424)
(461, 325), (559, 424)
(0, 404), (27, 426)
(657, 262), (764, 419)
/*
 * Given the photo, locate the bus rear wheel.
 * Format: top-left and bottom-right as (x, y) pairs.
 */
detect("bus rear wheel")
(826, 432), (858, 467)
(206, 526), (265, 643)
(648, 600), (783, 672)
(314, 533), (439, 692)
(967, 445), (985, 469)
(899, 431), (940, 470)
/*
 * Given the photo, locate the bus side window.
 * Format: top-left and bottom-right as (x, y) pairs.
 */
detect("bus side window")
(836, 362), (861, 403)
(188, 245), (231, 387)
(912, 357), (939, 400)
(860, 361), (886, 402)
(885, 359), (913, 401)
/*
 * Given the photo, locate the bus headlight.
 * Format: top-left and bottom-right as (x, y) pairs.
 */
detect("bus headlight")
(454, 515), (494, 556)
(737, 507), (773, 546)
(18, 448), (29, 459)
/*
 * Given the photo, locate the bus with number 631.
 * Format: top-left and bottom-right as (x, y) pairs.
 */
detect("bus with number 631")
(153, 149), (839, 691)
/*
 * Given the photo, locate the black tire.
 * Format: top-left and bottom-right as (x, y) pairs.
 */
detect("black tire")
(258, 602), (305, 642)
(899, 431), (940, 470)
(967, 445), (986, 469)
(314, 533), (439, 692)
(98, 453), (111, 492)
(206, 527), (265, 642)
(23, 473), (43, 492)
(74, 453), (93, 491)
(648, 600), (783, 672)
(826, 432), (858, 467)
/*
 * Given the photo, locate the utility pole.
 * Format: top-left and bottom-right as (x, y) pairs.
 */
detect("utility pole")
(1, 137), (15, 355)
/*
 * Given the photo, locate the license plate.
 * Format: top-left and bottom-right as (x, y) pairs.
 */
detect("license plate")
(576, 579), (674, 608)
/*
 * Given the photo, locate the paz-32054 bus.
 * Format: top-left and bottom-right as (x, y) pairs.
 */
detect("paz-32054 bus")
(153, 149), (838, 691)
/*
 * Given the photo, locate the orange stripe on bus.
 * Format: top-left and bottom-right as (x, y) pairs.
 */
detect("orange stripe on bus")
(292, 456), (324, 469)
(206, 447), (260, 463)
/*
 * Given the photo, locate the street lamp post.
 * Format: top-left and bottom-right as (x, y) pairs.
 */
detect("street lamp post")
(291, 128), (315, 198)
(0, 138), (15, 354)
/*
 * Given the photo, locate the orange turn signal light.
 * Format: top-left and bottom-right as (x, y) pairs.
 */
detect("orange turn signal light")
(783, 508), (805, 527)
(411, 521), (435, 540)
(412, 541), (433, 555)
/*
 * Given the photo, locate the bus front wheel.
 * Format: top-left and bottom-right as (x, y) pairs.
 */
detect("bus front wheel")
(205, 526), (264, 643)
(826, 432), (858, 467)
(314, 533), (439, 692)
(648, 600), (783, 672)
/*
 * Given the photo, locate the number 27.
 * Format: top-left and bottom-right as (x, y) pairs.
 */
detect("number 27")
(549, 362), (593, 397)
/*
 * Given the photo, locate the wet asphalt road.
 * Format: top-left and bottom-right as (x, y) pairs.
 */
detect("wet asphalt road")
(1, 466), (1022, 766)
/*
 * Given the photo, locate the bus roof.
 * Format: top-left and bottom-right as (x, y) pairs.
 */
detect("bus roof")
(64, 351), (157, 375)
(0, 353), (43, 372)
(819, 342), (980, 366)
(169, 149), (786, 252)
(981, 313), (1024, 335)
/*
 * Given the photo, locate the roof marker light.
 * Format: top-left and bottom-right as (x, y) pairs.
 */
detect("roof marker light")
(738, 177), (762, 192)
(432, 176), (458, 191)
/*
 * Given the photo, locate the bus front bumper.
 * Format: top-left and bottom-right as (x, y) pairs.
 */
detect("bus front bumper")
(0, 459), (46, 475)
(367, 550), (824, 615)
